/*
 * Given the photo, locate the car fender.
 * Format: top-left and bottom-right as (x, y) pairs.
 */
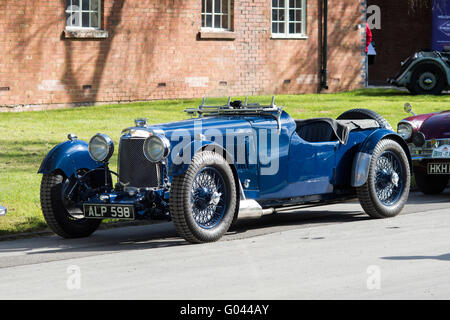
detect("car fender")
(168, 140), (236, 176)
(397, 57), (449, 86)
(38, 140), (102, 178)
(351, 130), (412, 187)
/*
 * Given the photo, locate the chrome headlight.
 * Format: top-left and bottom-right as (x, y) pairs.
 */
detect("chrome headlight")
(143, 134), (170, 163)
(397, 122), (413, 140)
(88, 133), (114, 162)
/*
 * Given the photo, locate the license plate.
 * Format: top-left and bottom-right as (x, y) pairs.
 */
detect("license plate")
(83, 204), (135, 220)
(428, 163), (450, 175)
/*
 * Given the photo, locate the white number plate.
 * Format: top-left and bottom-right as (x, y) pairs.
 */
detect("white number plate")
(83, 204), (135, 220)
(428, 163), (450, 175)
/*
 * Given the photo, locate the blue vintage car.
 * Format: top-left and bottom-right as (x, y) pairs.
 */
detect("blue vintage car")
(38, 99), (412, 243)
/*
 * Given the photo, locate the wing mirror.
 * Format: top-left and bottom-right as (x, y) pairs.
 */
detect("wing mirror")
(404, 103), (416, 116)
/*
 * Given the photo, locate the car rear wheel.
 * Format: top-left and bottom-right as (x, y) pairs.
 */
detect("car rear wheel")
(415, 172), (448, 195)
(337, 109), (393, 131)
(170, 151), (237, 243)
(408, 63), (446, 95)
(357, 139), (410, 218)
(40, 171), (104, 238)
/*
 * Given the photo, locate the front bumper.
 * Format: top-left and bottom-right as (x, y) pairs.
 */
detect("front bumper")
(0, 206), (6, 216)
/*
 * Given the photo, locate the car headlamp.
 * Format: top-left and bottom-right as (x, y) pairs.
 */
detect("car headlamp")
(397, 122), (413, 140)
(88, 133), (114, 162)
(143, 134), (170, 163)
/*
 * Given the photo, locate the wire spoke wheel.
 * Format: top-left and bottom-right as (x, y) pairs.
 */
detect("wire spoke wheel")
(190, 167), (227, 229)
(356, 139), (410, 219)
(170, 151), (237, 243)
(374, 151), (404, 206)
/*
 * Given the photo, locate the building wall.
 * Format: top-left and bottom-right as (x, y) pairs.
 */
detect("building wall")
(367, 0), (432, 84)
(0, 0), (365, 108)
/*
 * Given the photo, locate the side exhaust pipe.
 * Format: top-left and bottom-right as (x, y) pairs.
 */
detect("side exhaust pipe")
(238, 200), (274, 219)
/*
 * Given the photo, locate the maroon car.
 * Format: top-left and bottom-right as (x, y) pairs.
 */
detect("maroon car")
(397, 103), (450, 194)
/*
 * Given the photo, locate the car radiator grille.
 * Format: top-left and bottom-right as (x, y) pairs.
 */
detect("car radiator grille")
(118, 138), (161, 188)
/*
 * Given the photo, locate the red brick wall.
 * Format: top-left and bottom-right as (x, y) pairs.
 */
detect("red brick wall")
(0, 0), (364, 108)
(367, 0), (432, 84)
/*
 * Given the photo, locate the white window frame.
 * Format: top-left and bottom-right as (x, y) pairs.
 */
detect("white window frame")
(201, 0), (232, 32)
(271, 0), (308, 39)
(65, 0), (101, 30)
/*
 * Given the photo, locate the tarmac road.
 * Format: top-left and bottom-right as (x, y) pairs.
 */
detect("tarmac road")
(0, 190), (449, 299)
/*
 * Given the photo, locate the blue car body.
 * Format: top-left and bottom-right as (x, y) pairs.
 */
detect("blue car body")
(39, 104), (411, 222)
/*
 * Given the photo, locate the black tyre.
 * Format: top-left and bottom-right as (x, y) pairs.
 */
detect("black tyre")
(408, 63), (446, 95)
(337, 108), (393, 131)
(40, 171), (105, 238)
(169, 151), (237, 243)
(357, 139), (410, 218)
(415, 172), (448, 195)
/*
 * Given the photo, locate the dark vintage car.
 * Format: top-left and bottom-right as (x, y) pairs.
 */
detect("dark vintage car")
(388, 48), (450, 95)
(37, 99), (412, 243)
(397, 103), (450, 194)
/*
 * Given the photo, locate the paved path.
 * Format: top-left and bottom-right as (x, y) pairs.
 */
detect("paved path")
(0, 190), (449, 299)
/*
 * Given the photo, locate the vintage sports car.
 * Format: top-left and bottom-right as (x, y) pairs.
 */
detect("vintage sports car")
(388, 48), (450, 95)
(38, 99), (412, 243)
(398, 103), (449, 194)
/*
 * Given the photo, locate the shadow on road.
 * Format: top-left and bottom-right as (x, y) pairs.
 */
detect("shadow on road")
(381, 253), (450, 262)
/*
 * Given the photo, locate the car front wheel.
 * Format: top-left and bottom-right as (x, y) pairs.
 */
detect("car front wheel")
(40, 171), (103, 238)
(169, 151), (237, 243)
(357, 139), (411, 218)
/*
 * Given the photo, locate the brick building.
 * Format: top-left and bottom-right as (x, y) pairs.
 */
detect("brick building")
(0, 0), (365, 109)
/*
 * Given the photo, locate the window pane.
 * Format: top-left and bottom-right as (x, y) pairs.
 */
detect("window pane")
(272, 10), (278, 21)
(206, 14), (212, 27)
(289, 10), (295, 21)
(272, 22), (277, 33)
(68, 11), (80, 26)
(202, 0), (205, 13)
(72, 0), (79, 8)
(91, 12), (99, 28)
(272, 0), (277, 7)
(82, 12), (89, 27)
(222, 0), (228, 14)
(206, 0), (212, 13)
(279, 22), (284, 33)
(296, 10), (302, 21)
(82, 0), (89, 11)
(279, 0), (285, 7)
(279, 9), (284, 21)
(214, 16), (220, 28)
(66, 12), (72, 26)
(289, 0), (294, 7)
(296, 0), (302, 8)
(91, 0), (99, 11)
(222, 14), (228, 29)
(214, 0), (220, 13)
(202, 14), (205, 27)
(289, 23), (295, 33)
(296, 23), (302, 33)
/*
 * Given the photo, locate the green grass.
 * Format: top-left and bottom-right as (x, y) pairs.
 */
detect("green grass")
(1, 88), (449, 235)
